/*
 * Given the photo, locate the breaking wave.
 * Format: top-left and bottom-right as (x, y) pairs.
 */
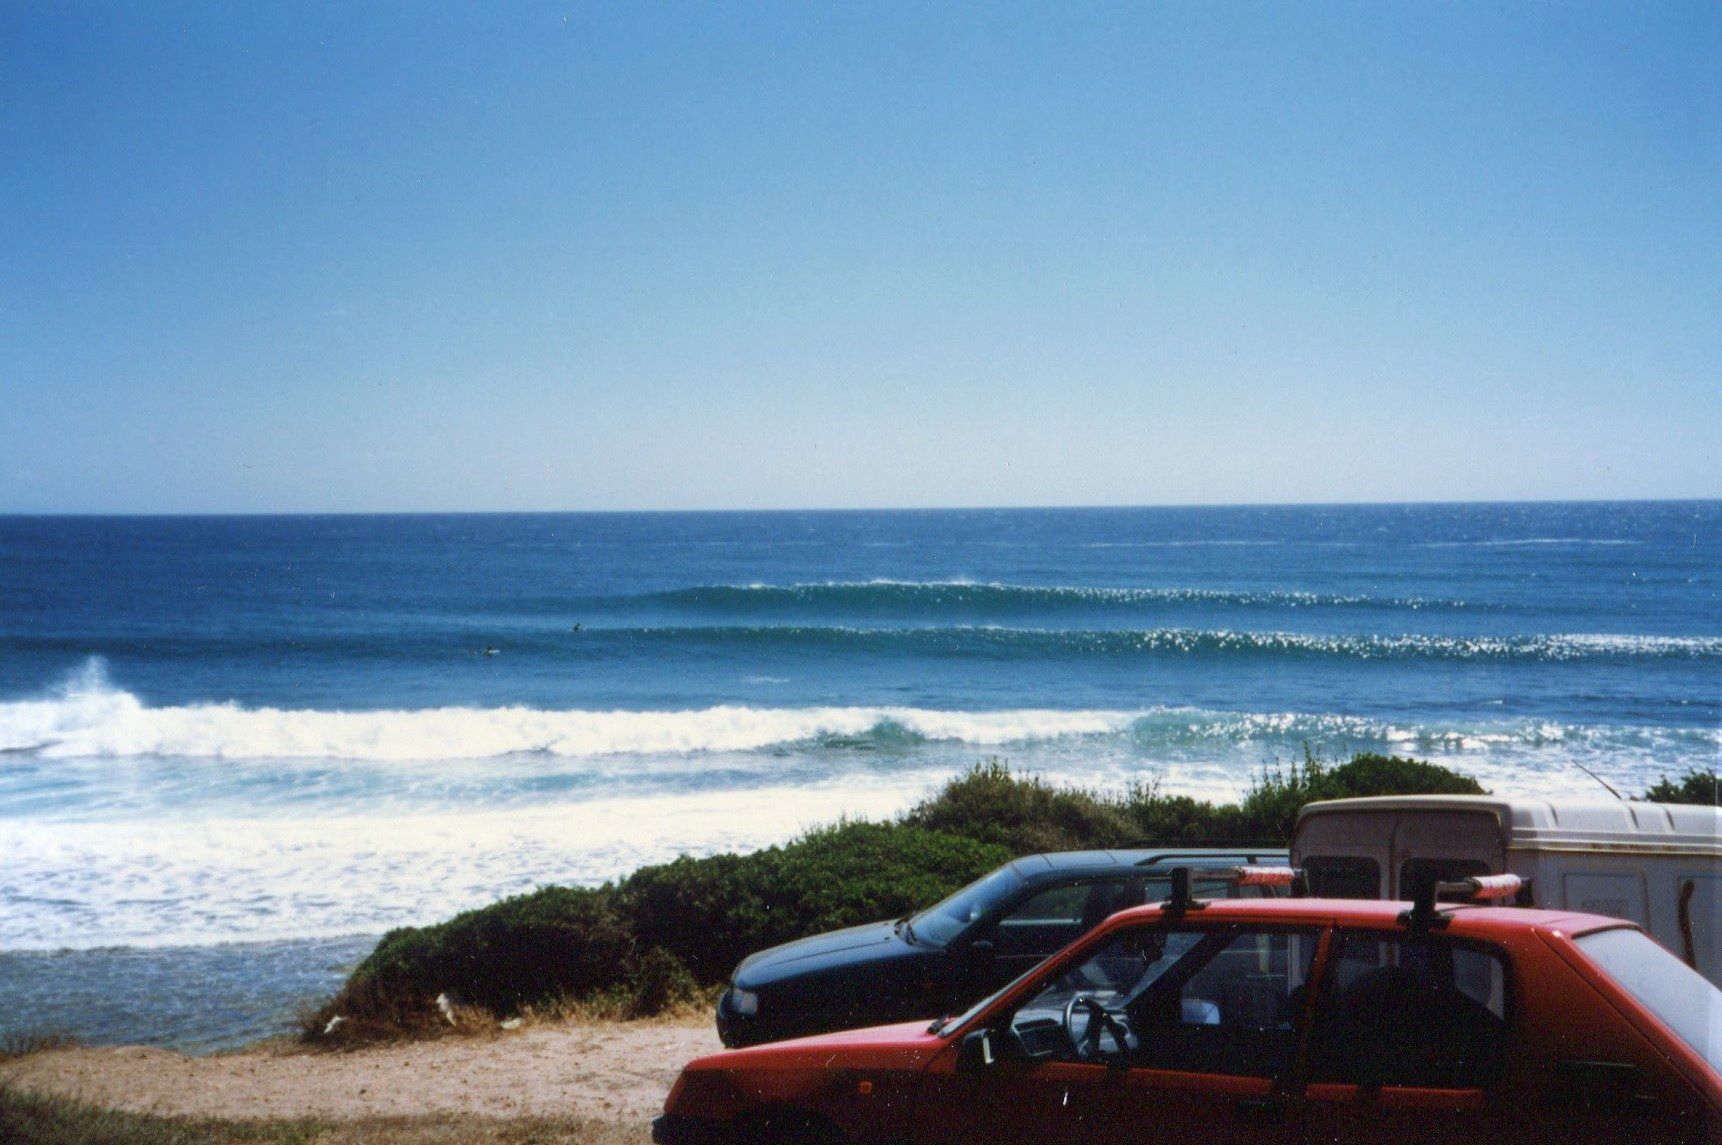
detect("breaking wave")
(606, 580), (1473, 615)
(610, 625), (1722, 663)
(3, 660), (1714, 764)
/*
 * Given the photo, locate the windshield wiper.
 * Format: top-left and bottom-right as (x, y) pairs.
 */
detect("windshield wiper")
(894, 913), (918, 945)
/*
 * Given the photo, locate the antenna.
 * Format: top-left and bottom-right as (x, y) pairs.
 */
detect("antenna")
(1568, 758), (1627, 802)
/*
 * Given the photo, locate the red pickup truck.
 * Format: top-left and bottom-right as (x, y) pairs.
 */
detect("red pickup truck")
(656, 874), (1720, 1144)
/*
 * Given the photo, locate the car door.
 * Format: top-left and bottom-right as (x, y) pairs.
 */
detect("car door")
(1297, 929), (1514, 1145)
(915, 922), (1316, 1145)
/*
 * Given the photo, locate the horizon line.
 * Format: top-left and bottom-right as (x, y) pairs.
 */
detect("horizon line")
(2, 496), (1718, 519)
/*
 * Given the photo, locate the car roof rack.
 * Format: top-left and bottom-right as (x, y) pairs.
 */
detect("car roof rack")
(1398, 873), (1525, 930)
(1159, 865), (1306, 916)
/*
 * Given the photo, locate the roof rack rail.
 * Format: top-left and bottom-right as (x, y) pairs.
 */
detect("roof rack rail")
(1159, 865), (1305, 916)
(1398, 873), (1524, 930)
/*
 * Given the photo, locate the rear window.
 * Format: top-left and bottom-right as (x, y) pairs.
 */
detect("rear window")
(1574, 927), (1722, 1071)
(1304, 856), (1380, 899)
(1400, 857), (1492, 903)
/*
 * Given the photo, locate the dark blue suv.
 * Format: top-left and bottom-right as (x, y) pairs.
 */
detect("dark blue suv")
(716, 848), (1287, 1047)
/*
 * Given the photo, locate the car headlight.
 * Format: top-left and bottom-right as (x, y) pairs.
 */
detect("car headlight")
(730, 988), (759, 1016)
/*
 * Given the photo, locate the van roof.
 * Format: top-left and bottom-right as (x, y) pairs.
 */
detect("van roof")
(1295, 795), (1721, 856)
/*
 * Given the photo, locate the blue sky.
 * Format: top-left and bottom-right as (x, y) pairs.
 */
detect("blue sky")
(3, 2), (1716, 512)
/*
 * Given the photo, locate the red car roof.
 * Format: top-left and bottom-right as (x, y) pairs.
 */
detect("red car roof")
(1098, 896), (1629, 940)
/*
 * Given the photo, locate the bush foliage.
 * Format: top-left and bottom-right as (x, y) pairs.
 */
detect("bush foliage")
(306, 752), (1482, 1042)
(905, 753), (1485, 852)
(1643, 767), (1720, 806)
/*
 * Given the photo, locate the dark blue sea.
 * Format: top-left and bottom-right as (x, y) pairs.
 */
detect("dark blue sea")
(2, 503), (1717, 1049)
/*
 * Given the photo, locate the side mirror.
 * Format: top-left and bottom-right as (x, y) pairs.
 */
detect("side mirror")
(957, 1028), (1001, 1073)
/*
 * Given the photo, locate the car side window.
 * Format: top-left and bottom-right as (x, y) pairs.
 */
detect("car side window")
(995, 883), (1103, 957)
(1141, 874), (1280, 903)
(1127, 929), (1317, 1078)
(1005, 926), (1317, 1078)
(1310, 931), (1509, 1089)
(1008, 930), (1206, 1060)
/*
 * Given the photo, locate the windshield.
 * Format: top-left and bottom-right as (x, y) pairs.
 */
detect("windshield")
(910, 866), (1022, 947)
(1574, 927), (1722, 1071)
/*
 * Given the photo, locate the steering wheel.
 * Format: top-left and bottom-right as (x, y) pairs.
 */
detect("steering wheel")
(1062, 993), (1131, 1066)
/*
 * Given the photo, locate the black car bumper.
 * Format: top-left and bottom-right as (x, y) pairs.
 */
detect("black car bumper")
(716, 985), (796, 1048)
(717, 986), (847, 1048)
(653, 1114), (729, 1145)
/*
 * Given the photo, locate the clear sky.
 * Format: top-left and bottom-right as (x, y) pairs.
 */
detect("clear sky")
(2, 2), (1716, 512)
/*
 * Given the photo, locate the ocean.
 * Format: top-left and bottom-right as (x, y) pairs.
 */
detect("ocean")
(2, 502), (1717, 1050)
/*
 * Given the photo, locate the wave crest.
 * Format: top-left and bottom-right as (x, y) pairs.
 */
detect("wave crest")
(0, 669), (1136, 761)
(622, 625), (1722, 662)
(2, 663), (1715, 764)
(617, 580), (1465, 614)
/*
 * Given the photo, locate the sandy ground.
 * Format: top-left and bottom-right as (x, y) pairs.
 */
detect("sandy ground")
(0, 1021), (722, 1126)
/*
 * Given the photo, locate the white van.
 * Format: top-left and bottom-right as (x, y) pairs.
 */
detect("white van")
(1290, 795), (1721, 984)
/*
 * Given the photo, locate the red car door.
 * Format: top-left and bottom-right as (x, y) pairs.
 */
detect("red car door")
(1297, 924), (1715, 1145)
(915, 924), (1317, 1145)
(1296, 928), (1518, 1145)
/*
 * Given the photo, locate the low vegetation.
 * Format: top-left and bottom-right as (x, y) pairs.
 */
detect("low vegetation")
(905, 751), (1485, 851)
(0, 1086), (643, 1145)
(0, 1034), (77, 1064)
(1642, 767), (1719, 806)
(304, 753), (1482, 1045)
(0, 1085), (321, 1145)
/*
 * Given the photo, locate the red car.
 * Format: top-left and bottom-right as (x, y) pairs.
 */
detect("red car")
(656, 871), (1720, 1144)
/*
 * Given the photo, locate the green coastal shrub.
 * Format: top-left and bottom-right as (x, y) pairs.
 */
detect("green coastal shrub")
(1227, 751), (1488, 842)
(1643, 767), (1720, 806)
(308, 820), (1009, 1040)
(901, 760), (1138, 852)
(625, 820), (1012, 983)
(908, 753), (1486, 852)
(306, 752), (1482, 1042)
(309, 884), (634, 1038)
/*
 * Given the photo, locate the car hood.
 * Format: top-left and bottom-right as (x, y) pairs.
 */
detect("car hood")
(732, 919), (930, 989)
(687, 1018), (947, 1071)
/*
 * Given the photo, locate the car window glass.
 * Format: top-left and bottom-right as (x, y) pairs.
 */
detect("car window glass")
(910, 866), (1022, 947)
(1127, 929), (1316, 1078)
(1140, 874), (1279, 903)
(1008, 930), (1204, 1060)
(1575, 927), (1722, 1070)
(1303, 856), (1380, 899)
(1399, 858), (1492, 904)
(995, 883), (1099, 957)
(1006, 927), (1316, 1078)
(1311, 932), (1508, 1089)
(1009, 884), (1089, 923)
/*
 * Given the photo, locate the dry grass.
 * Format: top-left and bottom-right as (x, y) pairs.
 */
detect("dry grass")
(0, 1085), (649, 1145)
(301, 988), (715, 1052)
(0, 1034), (79, 1064)
(516, 990), (717, 1028)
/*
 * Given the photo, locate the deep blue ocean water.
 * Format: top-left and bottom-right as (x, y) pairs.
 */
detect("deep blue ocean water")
(1, 502), (1717, 1049)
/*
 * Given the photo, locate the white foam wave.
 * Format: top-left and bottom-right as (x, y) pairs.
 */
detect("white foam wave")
(3, 662), (1715, 765)
(0, 669), (1135, 762)
(0, 780), (936, 950)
